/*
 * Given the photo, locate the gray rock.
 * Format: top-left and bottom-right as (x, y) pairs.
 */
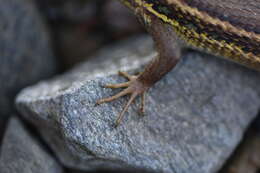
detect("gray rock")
(0, 117), (63, 173)
(0, 0), (57, 137)
(16, 35), (260, 173)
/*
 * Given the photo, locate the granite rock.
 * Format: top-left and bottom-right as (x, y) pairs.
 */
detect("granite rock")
(0, 117), (63, 173)
(0, 0), (57, 137)
(16, 36), (260, 173)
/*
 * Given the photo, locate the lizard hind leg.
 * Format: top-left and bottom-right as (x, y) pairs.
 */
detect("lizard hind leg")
(96, 71), (148, 127)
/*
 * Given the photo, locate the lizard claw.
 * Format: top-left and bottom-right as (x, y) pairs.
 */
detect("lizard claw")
(96, 71), (148, 126)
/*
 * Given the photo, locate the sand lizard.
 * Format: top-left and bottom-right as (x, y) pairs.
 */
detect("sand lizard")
(97, 0), (260, 126)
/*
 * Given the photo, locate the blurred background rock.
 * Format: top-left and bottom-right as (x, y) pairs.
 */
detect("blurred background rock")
(36, 0), (144, 70)
(0, 0), (58, 142)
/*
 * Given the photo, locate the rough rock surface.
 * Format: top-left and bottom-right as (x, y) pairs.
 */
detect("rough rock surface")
(16, 36), (260, 173)
(0, 117), (63, 173)
(0, 0), (57, 137)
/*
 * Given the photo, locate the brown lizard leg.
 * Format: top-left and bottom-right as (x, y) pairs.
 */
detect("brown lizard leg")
(96, 16), (184, 126)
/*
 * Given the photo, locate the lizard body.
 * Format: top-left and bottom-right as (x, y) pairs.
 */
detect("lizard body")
(97, 0), (260, 126)
(122, 0), (260, 69)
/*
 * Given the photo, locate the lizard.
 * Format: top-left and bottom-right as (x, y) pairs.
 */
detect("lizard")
(96, 0), (260, 126)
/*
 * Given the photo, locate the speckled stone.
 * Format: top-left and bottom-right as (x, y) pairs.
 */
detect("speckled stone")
(16, 35), (260, 173)
(0, 117), (63, 173)
(0, 0), (57, 138)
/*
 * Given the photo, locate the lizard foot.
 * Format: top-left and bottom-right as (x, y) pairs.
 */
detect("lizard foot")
(96, 71), (148, 126)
